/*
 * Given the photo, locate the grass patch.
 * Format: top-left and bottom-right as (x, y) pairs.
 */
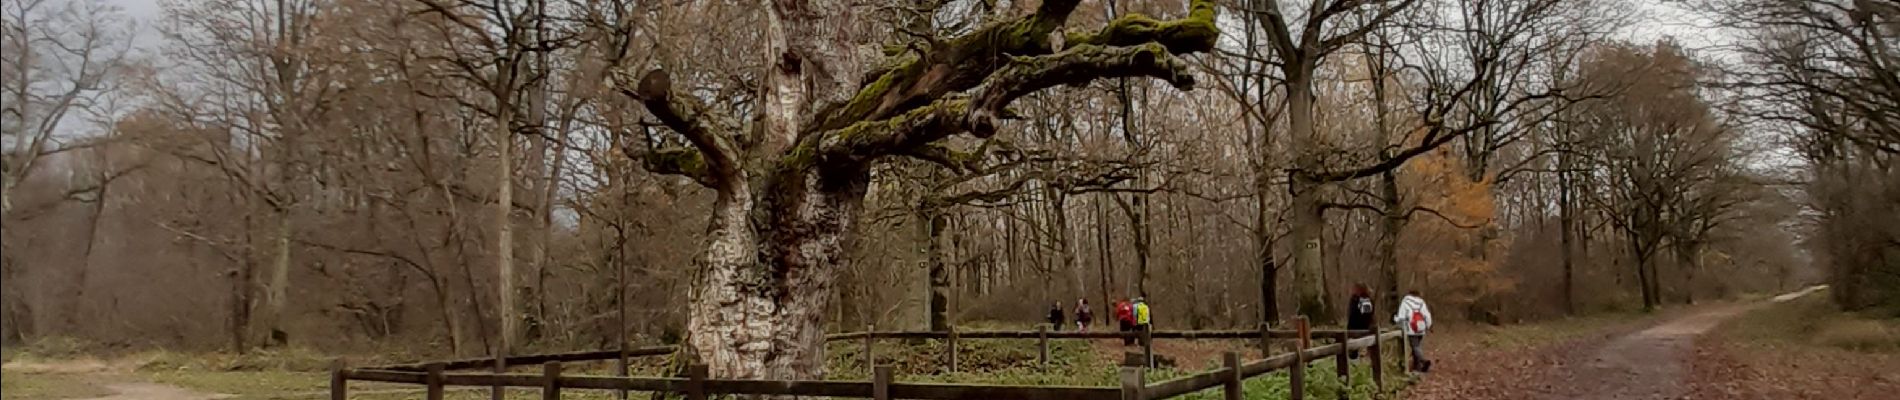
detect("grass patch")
(0, 370), (113, 400)
(1724, 293), (1900, 353)
(141, 370), (322, 398)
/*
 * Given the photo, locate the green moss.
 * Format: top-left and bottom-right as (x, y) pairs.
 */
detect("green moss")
(647, 148), (706, 177)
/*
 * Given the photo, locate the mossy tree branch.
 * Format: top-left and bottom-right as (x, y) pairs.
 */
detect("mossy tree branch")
(613, 69), (743, 191)
(812, 0), (1217, 135)
(810, 42), (1200, 168)
(641, 146), (716, 187)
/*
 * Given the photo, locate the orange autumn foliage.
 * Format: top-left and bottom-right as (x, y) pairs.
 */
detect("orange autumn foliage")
(1397, 148), (1515, 320)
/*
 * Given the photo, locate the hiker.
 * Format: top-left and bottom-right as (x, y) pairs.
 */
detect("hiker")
(1114, 298), (1136, 345)
(1047, 302), (1066, 331)
(1133, 297), (1152, 333)
(1075, 298), (1094, 332)
(1393, 290), (1434, 372)
(1346, 283), (1375, 359)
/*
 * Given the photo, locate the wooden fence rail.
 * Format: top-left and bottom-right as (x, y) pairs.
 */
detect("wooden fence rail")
(336, 322), (1403, 400)
(364, 327), (1371, 372)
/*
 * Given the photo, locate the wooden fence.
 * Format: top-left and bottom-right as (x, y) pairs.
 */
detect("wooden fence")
(334, 318), (1406, 400)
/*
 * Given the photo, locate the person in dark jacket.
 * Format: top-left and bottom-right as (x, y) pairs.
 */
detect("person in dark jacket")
(1346, 283), (1375, 359)
(1047, 303), (1066, 331)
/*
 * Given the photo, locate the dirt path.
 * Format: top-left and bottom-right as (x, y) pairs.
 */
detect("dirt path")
(79, 382), (231, 400)
(1406, 287), (1826, 400)
(1534, 302), (1757, 399)
(3, 359), (230, 400)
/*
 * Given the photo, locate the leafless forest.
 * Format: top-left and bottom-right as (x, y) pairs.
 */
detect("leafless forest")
(2, 0), (1893, 381)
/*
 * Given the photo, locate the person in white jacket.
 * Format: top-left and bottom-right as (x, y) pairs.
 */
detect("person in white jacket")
(1392, 290), (1434, 372)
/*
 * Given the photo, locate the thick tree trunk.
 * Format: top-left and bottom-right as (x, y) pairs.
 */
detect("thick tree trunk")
(1288, 174), (1329, 323)
(1286, 64), (1331, 324)
(686, 169), (866, 380)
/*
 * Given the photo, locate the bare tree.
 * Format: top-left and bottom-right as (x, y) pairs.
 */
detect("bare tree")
(1, 0), (134, 342)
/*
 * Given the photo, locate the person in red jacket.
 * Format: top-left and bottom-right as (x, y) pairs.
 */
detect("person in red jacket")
(1114, 298), (1136, 346)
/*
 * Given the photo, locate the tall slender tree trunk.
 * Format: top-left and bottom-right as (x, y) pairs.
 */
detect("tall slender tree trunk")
(496, 112), (517, 357)
(1255, 170), (1278, 324)
(70, 168), (110, 333)
(1095, 197), (1114, 312)
(264, 208), (292, 347)
(1558, 149), (1577, 315)
(925, 209), (950, 331)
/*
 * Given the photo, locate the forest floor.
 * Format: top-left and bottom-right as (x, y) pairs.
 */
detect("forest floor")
(1401, 286), (1890, 400)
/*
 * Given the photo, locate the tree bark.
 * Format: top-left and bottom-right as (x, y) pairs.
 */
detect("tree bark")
(925, 210), (950, 332)
(264, 208), (292, 347)
(1286, 57), (1332, 324)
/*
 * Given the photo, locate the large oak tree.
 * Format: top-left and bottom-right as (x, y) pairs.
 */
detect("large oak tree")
(614, 0), (1218, 379)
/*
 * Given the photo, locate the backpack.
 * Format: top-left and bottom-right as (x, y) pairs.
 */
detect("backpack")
(1409, 308), (1428, 333)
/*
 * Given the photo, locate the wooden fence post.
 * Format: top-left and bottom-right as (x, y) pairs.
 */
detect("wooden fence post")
(685, 364), (707, 400)
(543, 362), (563, 400)
(491, 354), (505, 400)
(864, 324), (876, 374)
(426, 363), (445, 400)
(1141, 327), (1155, 368)
(1257, 322), (1272, 358)
(1291, 317), (1307, 400)
(1295, 317), (1311, 350)
(1037, 324), (1049, 369)
(948, 327), (960, 373)
(1335, 332), (1350, 400)
(1119, 367), (1145, 400)
(617, 342), (631, 400)
(329, 359), (347, 400)
(1369, 335), (1384, 394)
(873, 365), (893, 400)
(1401, 329), (1412, 376)
(1222, 351), (1243, 400)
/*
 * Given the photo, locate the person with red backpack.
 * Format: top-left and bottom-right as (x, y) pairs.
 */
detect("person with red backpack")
(1393, 290), (1434, 372)
(1113, 298), (1136, 346)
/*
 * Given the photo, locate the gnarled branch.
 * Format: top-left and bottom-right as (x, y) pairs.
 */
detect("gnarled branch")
(612, 69), (742, 189)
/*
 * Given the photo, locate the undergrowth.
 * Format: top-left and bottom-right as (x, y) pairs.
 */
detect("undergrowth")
(1724, 292), (1900, 353)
